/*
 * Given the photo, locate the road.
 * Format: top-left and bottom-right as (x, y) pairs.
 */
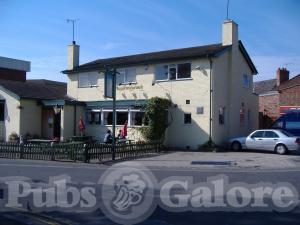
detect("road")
(0, 158), (300, 225)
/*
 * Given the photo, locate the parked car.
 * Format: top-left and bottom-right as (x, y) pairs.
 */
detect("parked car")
(229, 129), (300, 154)
(271, 112), (300, 136)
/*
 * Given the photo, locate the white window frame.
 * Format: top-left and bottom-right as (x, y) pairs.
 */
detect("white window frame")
(129, 109), (147, 127)
(78, 73), (99, 88)
(155, 64), (169, 81)
(101, 109), (129, 126)
(117, 67), (137, 85)
(86, 109), (101, 125)
(155, 62), (192, 82)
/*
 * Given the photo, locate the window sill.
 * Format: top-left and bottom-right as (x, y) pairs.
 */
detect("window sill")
(87, 124), (148, 128)
(155, 78), (193, 83)
(118, 82), (137, 86)
(78, 85), (99, 88)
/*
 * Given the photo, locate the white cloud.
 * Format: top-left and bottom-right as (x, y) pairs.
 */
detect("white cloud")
(100, 42), (124, 50)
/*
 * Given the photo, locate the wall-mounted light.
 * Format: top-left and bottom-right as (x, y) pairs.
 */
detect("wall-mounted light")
(53, 105), (61, 114)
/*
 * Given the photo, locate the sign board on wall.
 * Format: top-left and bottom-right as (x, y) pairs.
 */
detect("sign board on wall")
(104, 70), (114, 98)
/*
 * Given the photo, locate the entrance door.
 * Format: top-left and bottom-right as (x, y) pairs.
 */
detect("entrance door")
(42, 108), (61, 139)
(53, 112), (61, 139)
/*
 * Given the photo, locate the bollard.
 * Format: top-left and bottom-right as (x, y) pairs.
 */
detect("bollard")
(50, 142), (55, 161)
(19, 143), (24, 159)
(83, 144), (89, 163)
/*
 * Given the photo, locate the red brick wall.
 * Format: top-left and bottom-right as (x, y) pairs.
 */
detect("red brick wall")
(0, 67), (26, 82)
(259, 93), (280, 120)
(280, 85), (300, 106)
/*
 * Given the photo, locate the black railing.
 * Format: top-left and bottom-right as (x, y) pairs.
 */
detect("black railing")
(0, 141), (162, 163)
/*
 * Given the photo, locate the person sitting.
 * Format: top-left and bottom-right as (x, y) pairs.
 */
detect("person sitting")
(103, 130), (112, 143)
(117, 129), (126, 143)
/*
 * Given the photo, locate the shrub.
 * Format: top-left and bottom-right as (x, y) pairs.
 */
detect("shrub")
(139, 97), (172, 141)
(9, 132), (19, 141)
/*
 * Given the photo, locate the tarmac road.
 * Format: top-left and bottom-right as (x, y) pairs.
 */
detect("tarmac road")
(0, 158), (299, 225)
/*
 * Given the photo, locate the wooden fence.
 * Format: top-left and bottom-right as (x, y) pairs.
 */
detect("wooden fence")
(0, 141), (162, 163)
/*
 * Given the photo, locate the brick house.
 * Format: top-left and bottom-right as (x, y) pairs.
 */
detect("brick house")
(279, 74), (300, 113)
(254, 68), (300, 128)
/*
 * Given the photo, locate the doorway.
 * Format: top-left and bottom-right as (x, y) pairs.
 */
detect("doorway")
(42, 108), (61, 139)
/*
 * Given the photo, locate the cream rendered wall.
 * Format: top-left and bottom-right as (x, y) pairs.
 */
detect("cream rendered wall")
(212, 45), (258, 146)
(19, 99), (41, 137)
(212, 51), (230, 145)
(67, 59), (211, 149)
(60, 105), (75, 140)
(229, 45), (258, 138)
(0, 90), (21, 141)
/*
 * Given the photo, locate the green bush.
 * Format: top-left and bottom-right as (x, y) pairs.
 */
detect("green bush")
(9, 132), (19, 141)
(140, 97), (171, 141)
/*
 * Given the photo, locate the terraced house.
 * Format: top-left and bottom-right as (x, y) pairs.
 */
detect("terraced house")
(62, 20), (258, 149)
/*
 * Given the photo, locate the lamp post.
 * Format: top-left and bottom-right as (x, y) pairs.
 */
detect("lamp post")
(104, 67), (117, 160)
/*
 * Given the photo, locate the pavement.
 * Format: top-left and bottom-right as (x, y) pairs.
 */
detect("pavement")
(128, 150), (300, 169)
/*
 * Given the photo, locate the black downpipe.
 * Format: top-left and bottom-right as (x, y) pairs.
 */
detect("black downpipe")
(209, 56), (213, 144)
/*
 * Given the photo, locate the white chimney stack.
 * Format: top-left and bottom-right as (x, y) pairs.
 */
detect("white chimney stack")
(222, 20), (238, 46)
(67, 42), (80, 70)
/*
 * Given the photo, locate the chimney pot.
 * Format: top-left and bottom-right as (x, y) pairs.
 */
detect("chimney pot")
(277, 67), (289, 87)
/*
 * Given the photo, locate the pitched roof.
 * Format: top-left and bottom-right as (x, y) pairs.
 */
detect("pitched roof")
(0, 79), (69, 100)
(63, 41), (258, 75)
(63, 43), (230, 74)
(279, 74), (300, 90)
(253, 79), (277, 95)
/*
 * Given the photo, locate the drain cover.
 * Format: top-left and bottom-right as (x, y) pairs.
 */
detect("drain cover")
(191, 161), (233, 165)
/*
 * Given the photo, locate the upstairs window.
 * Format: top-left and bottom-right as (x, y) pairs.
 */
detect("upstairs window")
(117, 68), (137, 85)
(155, 65), (168, 81)
(243, 74), (250, 88)
(169, 65), (177, 80)
(155, 63), (191, 81)
(78, 73), (98, 88)
(177, 63), (191, 79)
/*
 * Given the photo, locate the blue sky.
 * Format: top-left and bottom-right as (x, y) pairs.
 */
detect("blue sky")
(0, 0), (299, 82)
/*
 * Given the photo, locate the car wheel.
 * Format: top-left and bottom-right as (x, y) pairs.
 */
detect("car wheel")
(275, 144), (287, 155)
(231, 141), (242, 151)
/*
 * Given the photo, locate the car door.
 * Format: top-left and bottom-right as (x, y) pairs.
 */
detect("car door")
(263, 131), (280, 151)
(246, 131), (265, 150)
